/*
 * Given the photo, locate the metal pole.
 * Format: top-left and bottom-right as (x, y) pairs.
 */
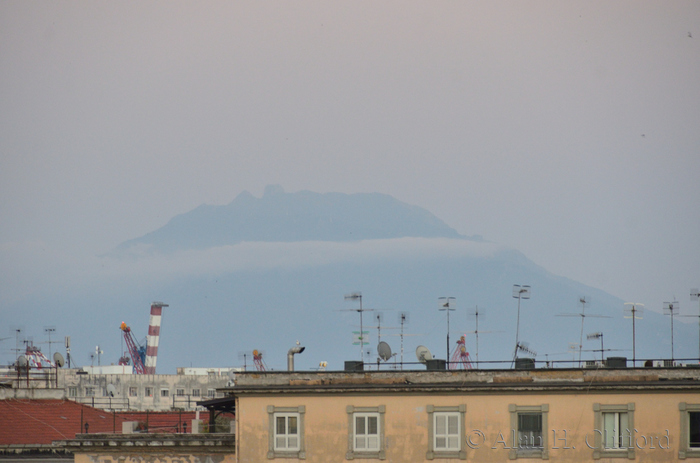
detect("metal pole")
(512, 295), (522, 367)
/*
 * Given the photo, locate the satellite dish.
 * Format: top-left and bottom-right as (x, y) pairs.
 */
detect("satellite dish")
(227, 369), (236, 381)
(416, 345), (433, 363)
(53, 352), (65, 368)
(106, 384), (117, 397)
(17, 355), (28, 367)
(377, 341), (392, 361)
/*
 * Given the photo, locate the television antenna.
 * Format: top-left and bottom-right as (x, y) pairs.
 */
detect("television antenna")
(415, 345), (433, 364)
(466, 306), (502, 366)
(624, 302), (644, 367)
(515, 341), (537, 365)
(10, 326), (25, 359)
(43, 326), (58, 358)
(237, 351), (252, 371)
(398, 312), (408, 369)
(557, 296), (610, 367)
(342, 292), (374, 363)
(681, 288), (700, 362)
(586, 332), (605, 362)
(663, 300), (680, 363)
(438, 297), (456, 362)
(511, 285), (531, 367)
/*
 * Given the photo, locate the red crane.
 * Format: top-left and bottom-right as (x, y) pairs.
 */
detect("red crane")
(119, 321), (146, 374)
(449, 335), (474, 370)
(253, 349), (266, 371)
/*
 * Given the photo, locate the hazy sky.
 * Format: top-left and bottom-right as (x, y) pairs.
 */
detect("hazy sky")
(1, 2), (699, 326)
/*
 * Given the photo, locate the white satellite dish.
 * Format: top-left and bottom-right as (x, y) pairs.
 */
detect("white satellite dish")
(17, 355), (27, 368)
(415, 345), (433, 363)
(377, 342), (392, 362)
(106, 384), (117, 397)
(53, 352), (65, 368)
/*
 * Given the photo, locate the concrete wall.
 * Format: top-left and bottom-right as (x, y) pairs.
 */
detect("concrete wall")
(66, 435), (235, 463)
(61, 370), (230, 411)
(236, 390), (695, 462)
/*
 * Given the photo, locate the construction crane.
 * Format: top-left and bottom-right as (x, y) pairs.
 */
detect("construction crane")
(119, 321), (146, 374)
(253, 349), (267, 371)
(449, 335), (474, 370)
(118, 301), (168, 375)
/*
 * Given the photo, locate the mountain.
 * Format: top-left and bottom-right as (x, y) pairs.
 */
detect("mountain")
(117, 185), (466, 253)
(5, 186), (695, 373)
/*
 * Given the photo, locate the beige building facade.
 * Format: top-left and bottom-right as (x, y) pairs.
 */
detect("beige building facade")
(225, 367), (700, 462)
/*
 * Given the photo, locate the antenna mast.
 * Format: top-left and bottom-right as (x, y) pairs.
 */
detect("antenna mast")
(624, 303), (644, 367)
(345, 292), (369, 363)
(511, 285), (531, 367)
(663, 300), (679, 364)
(438, 297), (455, 364)
(683, 288), (700, 363)
(398, 312), (408, 369)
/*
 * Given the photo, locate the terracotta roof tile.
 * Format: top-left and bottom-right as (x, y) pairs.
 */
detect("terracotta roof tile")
(0, 400), (200, 445)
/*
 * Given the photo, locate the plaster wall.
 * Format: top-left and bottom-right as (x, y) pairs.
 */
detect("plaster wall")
(237, 390), (696, 462)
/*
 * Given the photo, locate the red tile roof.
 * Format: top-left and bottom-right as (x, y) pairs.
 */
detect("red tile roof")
(0, 399), (200, 445)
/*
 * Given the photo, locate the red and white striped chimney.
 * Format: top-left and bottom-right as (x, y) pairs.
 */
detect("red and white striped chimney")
(144, 302), (168, 375)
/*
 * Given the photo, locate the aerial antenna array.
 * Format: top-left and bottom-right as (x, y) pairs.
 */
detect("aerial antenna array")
(511, 285), (531, 367)
(624, 303), (644, 367)
(557, 296), (610, 366)
(438, 297), (456, 362)
(682, 288), (700, 362)
(663, 300), (679, 363)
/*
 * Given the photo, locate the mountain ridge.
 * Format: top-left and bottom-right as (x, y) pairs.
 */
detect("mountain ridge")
(116, 185), (468, 253)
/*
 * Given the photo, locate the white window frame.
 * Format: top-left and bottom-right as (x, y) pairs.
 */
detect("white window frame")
(160, 388), (169, 397)
(144, 387), (153, 397)
(592, 403), (635, 460)
(680, 402), (700, 459)
(509, 404), (549, 460)
(346, 405), (385, 460)
(191, 388), (201, 397)
(354, 412), (381, 452)
(427, 405), (466, 460)
(274, 413), (301, 451)
(267, 405), (305, 459)
(128, 387), (138, 397)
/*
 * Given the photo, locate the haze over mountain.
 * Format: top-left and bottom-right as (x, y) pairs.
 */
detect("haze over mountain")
(117, 185), (466, 254)
(3, 187), (695, 373)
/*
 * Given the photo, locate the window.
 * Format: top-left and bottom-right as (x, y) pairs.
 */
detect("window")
(509, 404), (548, 459)
(145, 387), (153, 397)
(207, 389), (216, 398)
(85, 387), (95, 397)
(176, 388), (185, 396)
(128, 387), (137, 397)
(592, 403), (635, 459)
(354, 413), (380, 451)
(346, 405), (385, 460)
(68, 387), (77, 397)
(191, 388), (201, 397)
(275, 414), (300, 450)
(160, 388), (169, 397)
(267, 405), (305, 459)
(427, 405), (466, 460)
(680, 402), (700, 459)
